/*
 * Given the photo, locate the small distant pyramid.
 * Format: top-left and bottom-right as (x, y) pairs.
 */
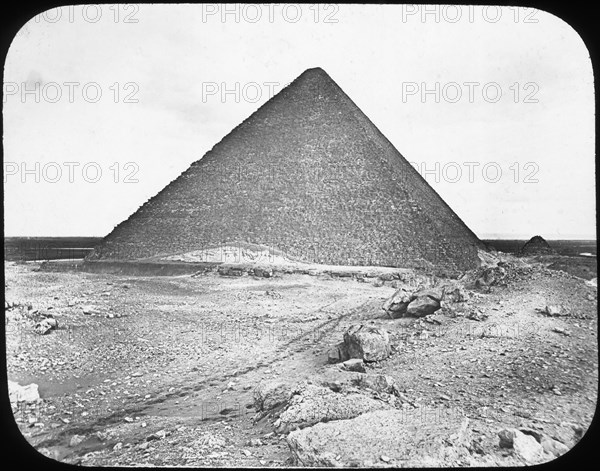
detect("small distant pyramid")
(519, 235), (556, 256)
(88, 68), (483, 272)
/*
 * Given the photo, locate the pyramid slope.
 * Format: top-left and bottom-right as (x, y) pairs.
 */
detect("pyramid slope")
(89, 68), (483, 272)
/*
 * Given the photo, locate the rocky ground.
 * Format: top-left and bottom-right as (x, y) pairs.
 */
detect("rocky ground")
(4, 252), (598, 466)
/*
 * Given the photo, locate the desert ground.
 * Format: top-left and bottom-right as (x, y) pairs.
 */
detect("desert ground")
(4, 251), (598, 466)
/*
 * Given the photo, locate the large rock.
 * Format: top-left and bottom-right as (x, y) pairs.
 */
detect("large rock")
(254, 381), (294, 412)
(327, 342), (350, 364)
(341, 359), (366, 373)
(540, 436), (570, 458)
(354, 374), (397, 395)
(413, 287), (444, 302)
(8, 381), (40, 403)
(498, 428), (544, 463)
(343, 325), (391, 362)
(277, 385), (390, 432)
(34, 317), (58, 335)
(288, 408), (471, 467)
(406, 296), (440, 317)
(382, 289), (415, 318)
(382, 286), (445, 318)
(543, 305), (563, 316)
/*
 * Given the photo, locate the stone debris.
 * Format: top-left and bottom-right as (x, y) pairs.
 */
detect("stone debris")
(69, 434), (86, 447)
(34, 316), (58, 335)
(543, 305), (563, 316)
(443, 285), (470, 303)
(466, 310), (488, 322)
(343, 325), (391, 362)
(82, 305), (96, 315)
(475, 265), (507, 291)
(381, 289), (415, 319)
(552, 327), (571, 336)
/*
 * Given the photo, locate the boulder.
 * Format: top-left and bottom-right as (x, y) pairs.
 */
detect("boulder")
(327, 342), (350, 364)
(585, 277), (597, 288)
(34, 316), (58, 335)
(341, 359), (366, 373)
(498, 428), (544, 463)
(354, 374), (397, 395)
(343, 325), (391, 362)
(406, 296), (440, 317)
(253, 267), (273, 278)
(513, 431), (544, 462)
(8, 381), (40, 403)
(413, 287), (444, 302)
(288, 409), (470, 467)
(278, 385), (390, 433)
(540, 437), (569, 458)
(498, 429), (516, 448)
(254, 381), (294, 412)
(544, 305), (562, 316)
(382, 289), (415, 318)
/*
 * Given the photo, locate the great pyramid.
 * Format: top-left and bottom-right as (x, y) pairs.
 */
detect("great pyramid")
(88, 68), (483, 272)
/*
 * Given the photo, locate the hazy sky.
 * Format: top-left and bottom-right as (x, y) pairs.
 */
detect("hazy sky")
(3, 4), (595, 239)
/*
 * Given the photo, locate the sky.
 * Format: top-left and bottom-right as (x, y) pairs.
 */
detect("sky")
(3, 4), (596, 240)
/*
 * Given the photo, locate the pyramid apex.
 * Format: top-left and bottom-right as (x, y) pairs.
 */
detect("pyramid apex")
(299, 67), (331, 79)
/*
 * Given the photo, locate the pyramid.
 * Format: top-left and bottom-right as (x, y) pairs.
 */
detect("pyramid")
(88, 68), (483, 272)
(519, 235), (555, 256)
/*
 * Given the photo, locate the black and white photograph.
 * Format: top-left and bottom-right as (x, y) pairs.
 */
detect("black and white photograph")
(2, 3), (597, 467)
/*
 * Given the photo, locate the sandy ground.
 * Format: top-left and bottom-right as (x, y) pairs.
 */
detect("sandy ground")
(4, 255), (598, 466)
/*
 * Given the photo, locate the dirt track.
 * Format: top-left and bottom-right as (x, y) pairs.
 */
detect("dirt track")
(4, 257), (598, 466)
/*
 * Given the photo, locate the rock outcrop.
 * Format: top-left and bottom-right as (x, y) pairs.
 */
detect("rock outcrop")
(288, 409), (471, 467)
